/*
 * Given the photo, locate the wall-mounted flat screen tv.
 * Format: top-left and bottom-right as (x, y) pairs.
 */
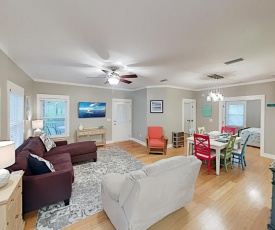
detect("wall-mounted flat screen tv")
(78, 102), (106, 118)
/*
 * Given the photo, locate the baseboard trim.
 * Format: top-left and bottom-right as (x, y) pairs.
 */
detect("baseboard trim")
(262, 152), (275, 159)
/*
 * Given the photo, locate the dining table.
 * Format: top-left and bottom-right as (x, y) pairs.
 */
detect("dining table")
(186, 135), (242, 175)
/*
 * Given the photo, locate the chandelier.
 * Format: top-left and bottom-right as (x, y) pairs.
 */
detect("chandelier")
(206, 74), (224, 102)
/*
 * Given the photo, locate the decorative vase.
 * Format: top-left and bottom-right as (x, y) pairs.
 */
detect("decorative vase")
(79, 124), (84, 130)
(0, 169), (10, 188)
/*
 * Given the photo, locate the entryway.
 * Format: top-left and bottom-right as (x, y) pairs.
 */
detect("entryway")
(112, 98), (132, 142)
(182, 99), (196, 135)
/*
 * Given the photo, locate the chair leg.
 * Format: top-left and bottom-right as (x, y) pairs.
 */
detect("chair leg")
(225, 158), (228, 173)
(243, 156), (247, 166)
(207, 160), (211, 175)
(241, 159), (245, 170)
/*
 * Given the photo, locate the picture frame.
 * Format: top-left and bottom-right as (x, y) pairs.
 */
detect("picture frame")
(202, 105), (212, 117)
(150, 100), (163, 113)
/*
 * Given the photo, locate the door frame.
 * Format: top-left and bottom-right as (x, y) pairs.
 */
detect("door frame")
(182, 99), (196, 134)
(112, 98), (132, 143)
(219, 95), (265, 157)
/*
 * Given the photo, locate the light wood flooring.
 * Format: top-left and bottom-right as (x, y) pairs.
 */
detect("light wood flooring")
(24, 137), (273, 230)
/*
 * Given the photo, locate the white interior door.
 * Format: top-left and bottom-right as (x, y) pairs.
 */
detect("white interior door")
(182, 99), (196, 134)
(112, 98), (132, 142)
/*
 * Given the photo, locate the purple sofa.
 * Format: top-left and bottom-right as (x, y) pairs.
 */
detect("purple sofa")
(7, 136), (97, 214)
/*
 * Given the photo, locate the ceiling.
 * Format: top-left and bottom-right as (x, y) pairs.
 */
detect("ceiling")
(1, 0), (275, 91)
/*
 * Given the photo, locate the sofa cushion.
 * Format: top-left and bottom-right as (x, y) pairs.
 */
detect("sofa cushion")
(22, 137), (46, 157)
(148, 126), (163, 139)
(148, 139), (165, 147)
(47, 141), (97, 157)
(15, 138), (31, 156)
(119, 169), (147, 206)
(44, 153), (74, 182)
(28, 154), (55, 175)
(143, 156), (197, 176)
(40, 133), (56, 151)
(44, 153), (72, 165)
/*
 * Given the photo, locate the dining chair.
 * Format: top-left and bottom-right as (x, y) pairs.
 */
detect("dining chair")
(146, 126), (168, 155)
(194, 134), (216, 174)
(189, 129), (195, 154)
(220, 135), (237, 172)
(189, 128), (195, 136)
(197, 127), (206, 134)
(221, 126), (236, 135)
(232, 134), (250, 170)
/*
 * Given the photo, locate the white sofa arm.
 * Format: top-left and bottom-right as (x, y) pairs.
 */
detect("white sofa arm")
(101, 173), (125, 202)
(119, 169), (147, 206)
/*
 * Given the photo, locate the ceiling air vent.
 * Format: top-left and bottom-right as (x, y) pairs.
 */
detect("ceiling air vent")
(224, 58), (244, 65)
(207, 74), (224, 79)
(160, 79), (168, 82)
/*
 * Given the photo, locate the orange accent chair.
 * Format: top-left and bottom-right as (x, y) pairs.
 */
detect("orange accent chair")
(146, 126), (168, 155)
(221, 126), (236, 135)
(194, 134), (216, 174)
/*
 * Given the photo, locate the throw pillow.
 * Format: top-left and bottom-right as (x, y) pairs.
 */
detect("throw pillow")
(28, 154), (55, 175)
(40, 133), (56, 151)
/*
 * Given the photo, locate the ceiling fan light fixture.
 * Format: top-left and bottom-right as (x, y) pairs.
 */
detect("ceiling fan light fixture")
(108, 76), (120, 85)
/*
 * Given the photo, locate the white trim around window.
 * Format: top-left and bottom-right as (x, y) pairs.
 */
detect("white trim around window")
(37, 94), (70, 138)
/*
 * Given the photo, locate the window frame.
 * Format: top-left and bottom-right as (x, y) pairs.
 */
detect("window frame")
(225, 101), (246, 128)
(7, 81), (24, 148)
(37, 94), (70, 138)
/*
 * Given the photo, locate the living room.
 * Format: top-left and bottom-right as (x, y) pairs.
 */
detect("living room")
(1, 1), (275, 230)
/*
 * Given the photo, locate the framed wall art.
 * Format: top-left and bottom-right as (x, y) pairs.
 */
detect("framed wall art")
(202, 105), (212, 117)
(150, 100), (163, 113)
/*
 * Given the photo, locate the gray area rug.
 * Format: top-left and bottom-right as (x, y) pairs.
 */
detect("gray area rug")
(36, 146), (144, 230)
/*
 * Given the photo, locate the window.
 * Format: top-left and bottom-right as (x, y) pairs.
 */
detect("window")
(37, 94), (70, 138)
(225, 101), (246, 127)
(8, 81), (24, 148)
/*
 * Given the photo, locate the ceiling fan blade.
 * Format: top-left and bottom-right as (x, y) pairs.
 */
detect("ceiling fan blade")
(104, 80), (109, 84)
(120, 78), (132, 84)
(120, 74), (138, 78)
(102, 69), (109, 74)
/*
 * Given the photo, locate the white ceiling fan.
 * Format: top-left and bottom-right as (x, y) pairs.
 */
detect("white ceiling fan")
(87, 66), (138, 85)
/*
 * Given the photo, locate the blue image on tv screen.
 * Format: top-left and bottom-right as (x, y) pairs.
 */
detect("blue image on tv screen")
(78, 102), (106, 118)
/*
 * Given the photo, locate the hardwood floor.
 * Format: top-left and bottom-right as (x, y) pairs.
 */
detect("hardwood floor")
(24, 137), (273, 230)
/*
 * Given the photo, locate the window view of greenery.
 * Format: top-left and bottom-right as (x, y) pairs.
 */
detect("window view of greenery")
(42, 100), (67, 136)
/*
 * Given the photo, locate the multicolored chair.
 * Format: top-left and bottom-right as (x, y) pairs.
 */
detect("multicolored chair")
(146, 126), (168, 155)
(221, 126), (236, 135)
(232, 134), (250, 170)
(197, 127), (206, 134)
(220, 135), (237, 172)
(194, 134), (216, 174)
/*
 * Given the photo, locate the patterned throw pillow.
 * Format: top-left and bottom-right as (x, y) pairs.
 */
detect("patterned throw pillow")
(40, 133), (56, 151)
(28, 154), (55, 175)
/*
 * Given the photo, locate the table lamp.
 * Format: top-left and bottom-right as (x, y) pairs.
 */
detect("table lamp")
(0, 141), (15, 188)
(32, 120), (43, 136)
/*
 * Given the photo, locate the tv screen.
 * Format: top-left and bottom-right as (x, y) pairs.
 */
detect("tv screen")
(78, 102), (106, 118)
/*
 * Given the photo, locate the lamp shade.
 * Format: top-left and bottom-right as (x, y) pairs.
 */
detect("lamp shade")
(108, 76), (120, 85)
(32, 120), (43, 129)
(0, 141), (15, 169)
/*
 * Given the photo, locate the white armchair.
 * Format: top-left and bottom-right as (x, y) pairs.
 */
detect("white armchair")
(101, 156), (202, 230)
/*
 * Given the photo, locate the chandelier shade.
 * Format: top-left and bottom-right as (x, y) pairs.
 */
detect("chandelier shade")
(206, 74), (224, 102)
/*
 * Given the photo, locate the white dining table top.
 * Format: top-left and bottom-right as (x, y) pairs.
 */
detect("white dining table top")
(186, 136), (242, 148)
